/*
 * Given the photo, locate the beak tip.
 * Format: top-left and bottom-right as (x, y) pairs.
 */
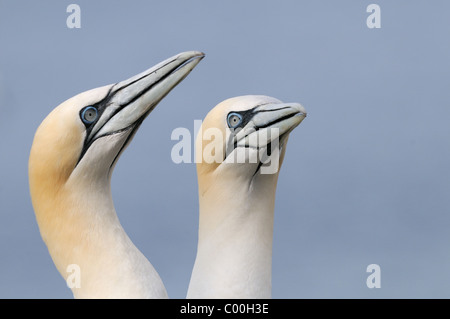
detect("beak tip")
(181, 51), (206, 60)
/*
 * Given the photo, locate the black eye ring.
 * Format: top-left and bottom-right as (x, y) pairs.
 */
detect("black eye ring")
(227, 112), (242, 128)
(81, 106), (98, 125)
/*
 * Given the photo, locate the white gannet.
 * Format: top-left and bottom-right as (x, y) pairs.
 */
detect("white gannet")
(29, 51), (204, 298)
(187, 95), (306, 298)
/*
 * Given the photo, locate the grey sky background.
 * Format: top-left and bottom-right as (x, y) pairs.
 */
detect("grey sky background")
(1, 1), (450, 298)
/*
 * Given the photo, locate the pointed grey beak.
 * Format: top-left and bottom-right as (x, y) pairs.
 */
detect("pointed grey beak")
(234, 102), (306, 149)
(90, 51), (205, 140)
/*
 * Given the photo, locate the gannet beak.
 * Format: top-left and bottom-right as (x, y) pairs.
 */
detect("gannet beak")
(91, 51), (204, 140)
(234, 102), (307, 149)
(77, 51), (205, 164)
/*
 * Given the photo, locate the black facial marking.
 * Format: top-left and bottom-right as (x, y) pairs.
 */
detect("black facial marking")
(79, 85), (114, 132)
(224, 103), (296, 159)
(222, 103), (298, 177)
(74, 58), (180, 168)
(76, 87), (115, 166)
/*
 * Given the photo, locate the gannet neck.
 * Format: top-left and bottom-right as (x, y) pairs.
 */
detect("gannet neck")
(29, 129), (167, 299)
(43, 179), (166, 299)
(187, 169), (280, 299)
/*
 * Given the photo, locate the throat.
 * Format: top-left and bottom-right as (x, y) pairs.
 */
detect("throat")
(188, 175), (278, 298)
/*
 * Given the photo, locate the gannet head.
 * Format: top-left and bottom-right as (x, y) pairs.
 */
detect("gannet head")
(196, 95), (306, 191)
(29, 51), (204, 263)
(30, 51), (203, 190)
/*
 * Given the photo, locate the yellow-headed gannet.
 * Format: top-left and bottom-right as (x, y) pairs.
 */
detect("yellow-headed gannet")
(29, 51), (204, 298)
(187, 95), (306, 298)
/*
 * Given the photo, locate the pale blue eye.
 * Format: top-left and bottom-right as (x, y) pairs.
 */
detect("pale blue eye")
(81, 106), (98, 124)
(227, 112), (242, 128)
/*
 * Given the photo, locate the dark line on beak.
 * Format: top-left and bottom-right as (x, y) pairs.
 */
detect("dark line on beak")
(76, 58), (193, 168)
(99, 56), (200, 139)
(108, 117), (145, 173)
(223, 109), (299, 162)
(109, 59), (176, 102)
(252, 106), (292, 113)
(255, 111), (299, 130)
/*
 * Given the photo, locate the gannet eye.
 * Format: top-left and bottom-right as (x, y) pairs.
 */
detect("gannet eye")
(227, 113), (242, 128)
(81, 106), (98, 125)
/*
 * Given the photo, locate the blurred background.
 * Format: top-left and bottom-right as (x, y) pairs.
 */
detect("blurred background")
(0, 0), (449, 298)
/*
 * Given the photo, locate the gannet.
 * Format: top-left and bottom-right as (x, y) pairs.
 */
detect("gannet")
(187, 95), (306, 298)
(29, 51), (204, 298)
